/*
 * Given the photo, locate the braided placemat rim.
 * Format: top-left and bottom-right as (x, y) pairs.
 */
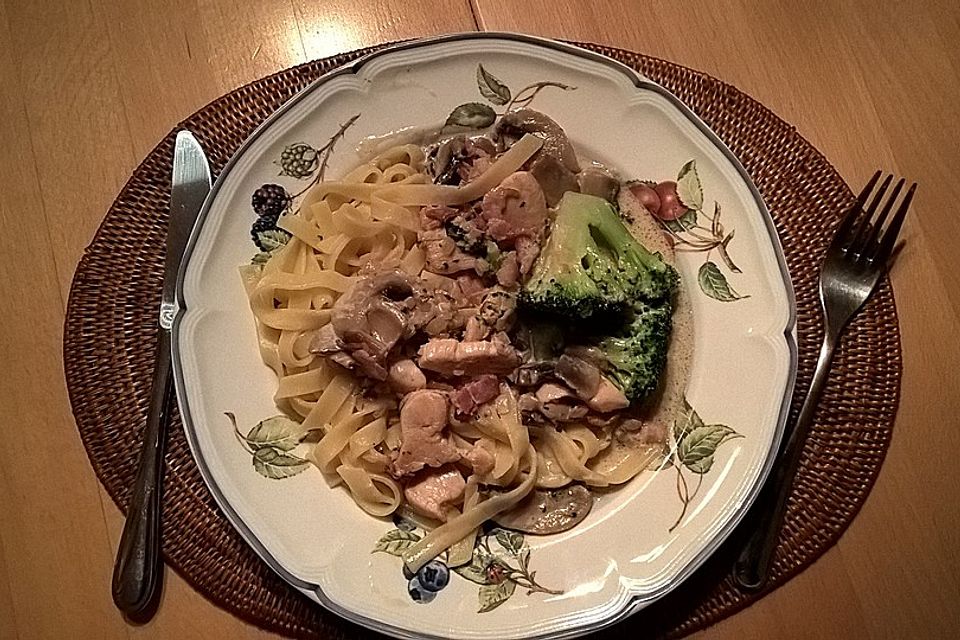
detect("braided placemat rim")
(63, 39), (901, 640)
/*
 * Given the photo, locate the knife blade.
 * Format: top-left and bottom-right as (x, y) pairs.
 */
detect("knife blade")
(112, 130), (211, 618)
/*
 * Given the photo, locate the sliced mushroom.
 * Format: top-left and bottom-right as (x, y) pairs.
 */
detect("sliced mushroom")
(510, 362), (553, 388)
(555, 354), (601, 400)
(496, 109), (581, 173)
(429, 136), (466, 185)
(564, 345), (606, 368)
(493, 485), (593, 534)
(306, 323), (340, 354)
(577, 167), (620, 203)
(529, 154), (579, 207)
(535, 382), (575, 404)
(429, 135), (498, 186)
(585, 412), (620, 428)
(331, 271), (416, 345)
(518, 392), (540, 413)
(539, 402), (589, 423)
(327, 351), (358, 371)
(327, 270), (420, 380)
(586, 376), (630, 413)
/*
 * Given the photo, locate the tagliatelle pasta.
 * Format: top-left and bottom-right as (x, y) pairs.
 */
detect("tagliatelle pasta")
(241, 116), (693, 572)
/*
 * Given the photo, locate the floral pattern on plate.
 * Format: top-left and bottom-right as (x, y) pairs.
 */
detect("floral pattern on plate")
(374, 518), (561, 612)
(628, 161), (749, 301)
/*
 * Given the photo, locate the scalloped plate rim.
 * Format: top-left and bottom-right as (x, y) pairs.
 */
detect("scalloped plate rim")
(171, 31), (797, 640)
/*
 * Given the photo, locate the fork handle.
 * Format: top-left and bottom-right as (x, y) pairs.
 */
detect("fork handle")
(734, 329), (839, 591)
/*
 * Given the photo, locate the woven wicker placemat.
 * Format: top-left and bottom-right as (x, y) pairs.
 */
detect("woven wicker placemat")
(63, 41), (901, 639)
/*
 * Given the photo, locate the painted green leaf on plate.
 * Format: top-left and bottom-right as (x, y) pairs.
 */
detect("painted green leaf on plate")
(476, 64), (511, 105)
(698, 261), (747, 301)
(678, 424), (742, 468)
(372, 529), (421, 556)
(478, 579), (517, 613)
(445, 102), (497, 129)
(246, 415), (302, 451)
(494, 529), (524, 556)
(252, 447), (309, 479)
(676, 159), (703, 210)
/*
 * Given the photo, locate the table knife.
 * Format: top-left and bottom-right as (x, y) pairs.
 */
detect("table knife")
(112, 130), (211, 617)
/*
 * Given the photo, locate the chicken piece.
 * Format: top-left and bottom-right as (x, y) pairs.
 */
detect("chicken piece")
(392, 390), (461, 477)
(480, 172), (549, 244)
(478, 290), (516, 332)
(585, 376), (630, 413)
(388, 359), (427, 394)
(461, 441), (496, 476)
(515, 236), (541, 275)
(456, 272), (487, 304)
(420, 204), (457, 231)
(418, 338), (520, 377)
(463, 316), (488, 342)
(420, 228), (479, 275)
(408, 286), (463, 337)
(404, 467), (466, 522)
(462, 155), (493, 183)
(452, 374), (501, 417)
(496, 251), (520, 287)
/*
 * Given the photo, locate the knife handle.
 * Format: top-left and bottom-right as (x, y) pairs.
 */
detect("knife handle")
(112, 327), (172, 616)
(734, 330), (838, 591)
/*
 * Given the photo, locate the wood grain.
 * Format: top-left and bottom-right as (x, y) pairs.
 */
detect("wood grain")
(0, 3), (129, 637)
(2, 0), (958, 638)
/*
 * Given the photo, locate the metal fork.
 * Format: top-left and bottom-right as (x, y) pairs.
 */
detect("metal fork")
(734, 171), (916, 591)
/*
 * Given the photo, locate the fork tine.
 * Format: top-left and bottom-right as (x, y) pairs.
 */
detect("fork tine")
(864, 178), (905, 251)
(833, 170), (881, 246)
(850, 174), (892, 256)
(873, 182), (916, 264)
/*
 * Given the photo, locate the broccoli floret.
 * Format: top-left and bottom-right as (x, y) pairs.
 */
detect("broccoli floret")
(596, 302), (673, 402)
(521, 192), (678, 319)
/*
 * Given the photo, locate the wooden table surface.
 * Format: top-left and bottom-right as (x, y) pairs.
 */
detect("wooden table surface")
(2, 1), (958, 638)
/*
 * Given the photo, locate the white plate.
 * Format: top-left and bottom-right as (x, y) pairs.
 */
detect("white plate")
(173, 33), (796, 640)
